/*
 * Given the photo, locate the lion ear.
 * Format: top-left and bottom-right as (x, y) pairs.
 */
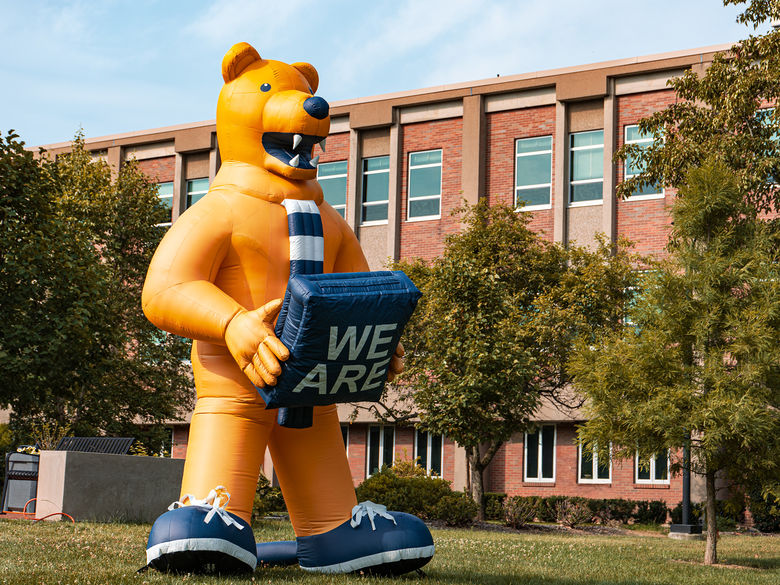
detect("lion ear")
(222, 42), (262, 83)
(292, 62), (319, 94)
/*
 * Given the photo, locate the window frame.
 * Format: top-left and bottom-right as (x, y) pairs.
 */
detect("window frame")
(341, 424), (349, 456)
(514, 135), (553, 211)
(360, 155), (390, 225)
(577, 442), (612, 484)
(317, 160), (348, 218)
(523, 424), (556, 482)
(366, 425), (395, 477)
(156, 181), (174, 227)
(407, 149), (442, 222)
(414, 429), (443, 476)
(186, 177), (210, 209)
(623, 125), (664, 201)
(635, 450), (671, 485)
(568, 130), (604, 207)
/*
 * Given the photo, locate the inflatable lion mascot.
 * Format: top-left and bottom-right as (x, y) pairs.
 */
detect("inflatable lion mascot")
(141, 42), (433, 575)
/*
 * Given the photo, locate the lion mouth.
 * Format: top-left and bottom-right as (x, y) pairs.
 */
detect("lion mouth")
(262, 132), (326, 170)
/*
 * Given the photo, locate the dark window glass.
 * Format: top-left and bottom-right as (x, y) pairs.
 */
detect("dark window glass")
(416, 430), (428, 470)
(368, 426), (380, 475)
(541, 425), (555, 479)
(341, 425), (348, 448)
(383, 426), (394, 469)
(654, 453), (668, 480)
(430, 434), (442, 476)
(580, 447), (594, 480)
(525, 431), (539, 479)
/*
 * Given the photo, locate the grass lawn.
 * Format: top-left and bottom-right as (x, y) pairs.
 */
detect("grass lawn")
(0, 518), (777, 585)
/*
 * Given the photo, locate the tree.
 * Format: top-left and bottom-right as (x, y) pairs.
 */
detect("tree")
(0, 131), (192, 447)
(572, 160), (780, 565)
(394, 202), (638, 519)
(617, 1), (780, 213)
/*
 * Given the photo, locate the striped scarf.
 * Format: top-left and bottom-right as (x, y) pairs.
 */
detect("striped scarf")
(276, 198), (324, 427)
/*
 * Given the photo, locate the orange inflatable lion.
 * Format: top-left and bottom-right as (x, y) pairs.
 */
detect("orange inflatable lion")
(142, 43), (433, 575)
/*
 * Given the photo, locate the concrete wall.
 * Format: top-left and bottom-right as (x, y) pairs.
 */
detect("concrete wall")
(36, 450), (184, 523)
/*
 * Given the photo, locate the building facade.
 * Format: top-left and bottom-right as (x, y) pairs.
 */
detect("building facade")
(39, 44), (733, 505)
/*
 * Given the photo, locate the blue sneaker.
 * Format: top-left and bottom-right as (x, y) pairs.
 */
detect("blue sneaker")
(297, 501), (435, 575)
(146, 487), (257, 574)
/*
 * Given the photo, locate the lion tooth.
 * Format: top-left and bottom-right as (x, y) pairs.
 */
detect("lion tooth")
(293, 134), (302, 150)
(319, 139), (326, 152)
(290, 154), (300, 167)
(311, 155), (320, 168)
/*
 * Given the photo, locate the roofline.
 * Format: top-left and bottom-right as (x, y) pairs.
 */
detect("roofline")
(36, 42), (734, 150)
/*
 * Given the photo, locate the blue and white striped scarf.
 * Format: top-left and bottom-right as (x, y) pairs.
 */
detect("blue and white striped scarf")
(276, 198), (324, 427)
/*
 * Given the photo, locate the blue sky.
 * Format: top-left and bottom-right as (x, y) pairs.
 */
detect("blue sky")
(0, 0), (765, 146)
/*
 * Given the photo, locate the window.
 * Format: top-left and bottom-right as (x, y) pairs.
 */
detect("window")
(569, 130), (604, 204)
(340, 425), (349, 455)
(578, 442), (611, 483)
(415, 430), (442, 476)
(636, 451), (669, 484)
(186, 178), (209, 208)
(361, 156), (390, 223)
(515, 136), (552, 209)
(367, 425), (395, 476)
(317, 161), (347, 218)
(524, 425), (556, 481)
(624, 125), (662, 199)
(156, 182), (174, 226)
(407, 150), (441, 220)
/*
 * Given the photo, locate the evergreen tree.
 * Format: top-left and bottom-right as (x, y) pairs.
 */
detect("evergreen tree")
(572, 160), (780, 564)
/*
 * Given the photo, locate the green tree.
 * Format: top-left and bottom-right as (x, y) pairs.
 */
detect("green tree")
(572, 161), (780, 565)
(394, 202), (638, 519)
(618, 1), (780, 213)
(0, 131), (192, 447)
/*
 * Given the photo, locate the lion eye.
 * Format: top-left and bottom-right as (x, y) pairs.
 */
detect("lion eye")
(260, 83), (271, 92)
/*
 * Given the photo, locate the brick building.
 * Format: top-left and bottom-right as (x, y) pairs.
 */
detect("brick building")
(38, 44), (733, 505)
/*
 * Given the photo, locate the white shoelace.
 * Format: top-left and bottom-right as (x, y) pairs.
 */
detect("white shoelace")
(168, 485), (244, 530)
(349, 501), (397, 531)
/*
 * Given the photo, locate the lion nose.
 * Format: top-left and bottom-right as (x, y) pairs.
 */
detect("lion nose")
(303, 96), (329, 120)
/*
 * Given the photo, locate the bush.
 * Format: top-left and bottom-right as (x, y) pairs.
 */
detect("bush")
(483, 492), (507, 521)
(555, 497), (592, 528)
(669, 501), (704, 525)
(433, 492), (478, 526)
(355, 466), (453, 520)
(252, 473), (286, 522)
(748, 489), (780, 533)
(634, 500), (669, 524)
(504, 496), (537, 528)
(538, 496), (567, 522)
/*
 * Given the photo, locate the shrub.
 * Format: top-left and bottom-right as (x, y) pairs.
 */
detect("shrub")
(483, 492), (507, 521)
(669, 501), (704, 525)
(748, 489), (780, 533)
(555, 497), (592, 528)
(634, 500), (669, 524)
(504, 496), (537, 528)
(252, 473), (286, 522)
(433, 492), (479, 527)
(355, 466), (453, 520)
(538, 496), (567, 522)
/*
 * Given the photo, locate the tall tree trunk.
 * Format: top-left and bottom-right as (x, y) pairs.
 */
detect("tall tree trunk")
(704, 469), (718, 565)
(467, 447), (486, 521)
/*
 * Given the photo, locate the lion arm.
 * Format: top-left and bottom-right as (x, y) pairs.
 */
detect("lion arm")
(142, 196), (244, 345)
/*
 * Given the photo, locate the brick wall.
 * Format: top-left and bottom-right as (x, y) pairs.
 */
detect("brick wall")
(485, 422), (683, 505)
(485, 106), (556, 241)
(171, 425), (188, 459)
(616, 90), (677, 259)
(399, 118), (463, 261)
(136, 156), (175, 183)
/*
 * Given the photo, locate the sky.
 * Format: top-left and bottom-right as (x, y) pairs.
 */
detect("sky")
(0, 0), (768, 147)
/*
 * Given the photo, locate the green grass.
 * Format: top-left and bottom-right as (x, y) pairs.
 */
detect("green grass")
(0, 518), (777, 585)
